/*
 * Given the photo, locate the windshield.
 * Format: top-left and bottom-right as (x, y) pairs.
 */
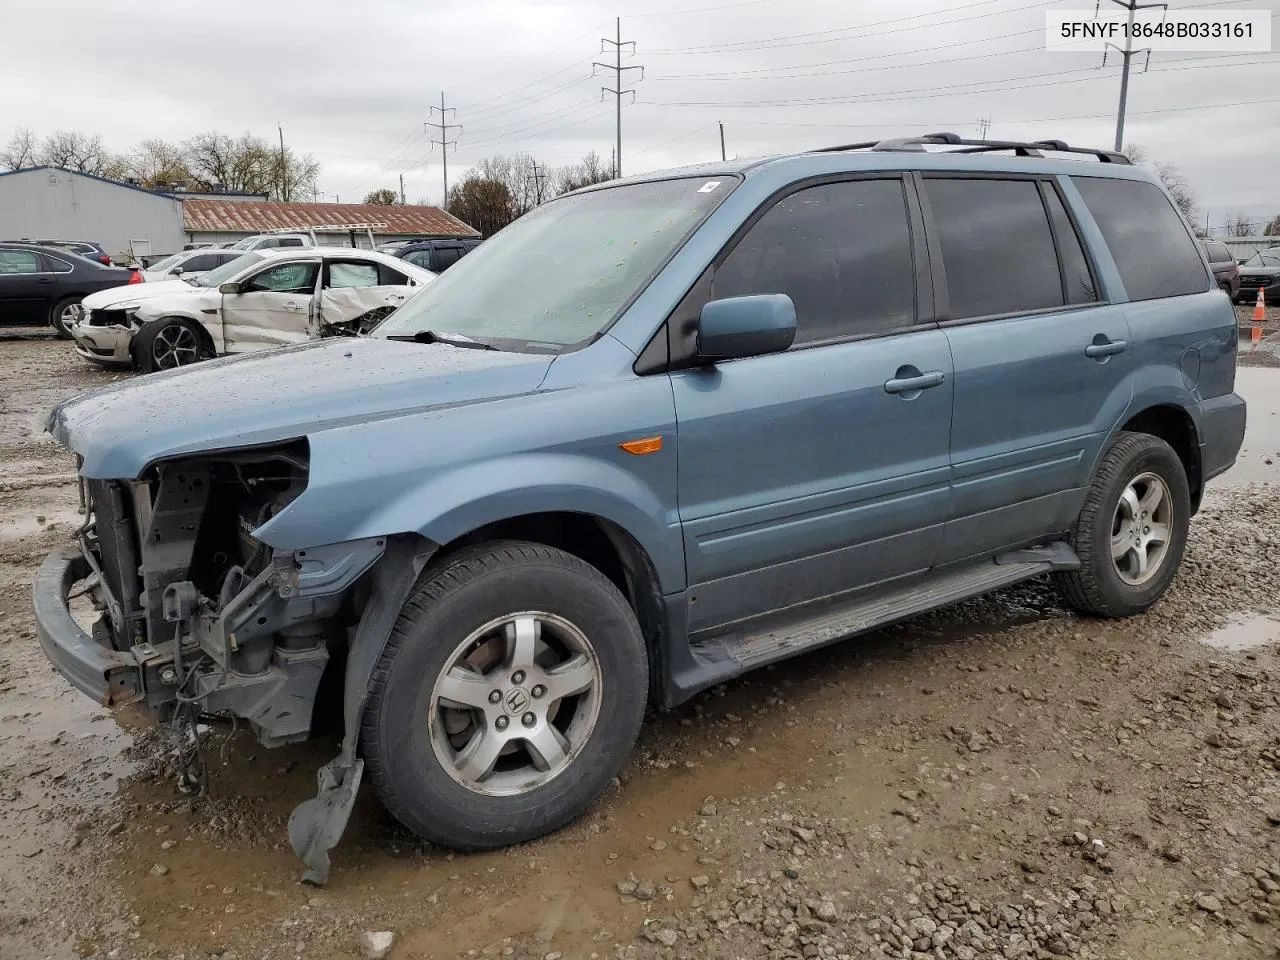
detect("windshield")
(147, 253), (186, 273)
(1244, 251), (1280, 268)
(196, 252), (267, 287)
(374, 175), (738, 350)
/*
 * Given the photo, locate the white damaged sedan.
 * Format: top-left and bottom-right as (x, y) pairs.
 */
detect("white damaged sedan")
(69, 248), (434, 372)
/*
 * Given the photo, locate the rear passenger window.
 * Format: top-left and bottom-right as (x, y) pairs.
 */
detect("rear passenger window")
(714, 178), (915, 343)
(1204, 242), (1231, 264)
(1043, 186), (1098, 304)
(924, 178), (1062, 320)
(1072, 177), (1209, 301)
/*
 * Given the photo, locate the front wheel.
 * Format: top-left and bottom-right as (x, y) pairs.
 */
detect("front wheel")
(360, 541), (648, 850)
(133, 317), (208, 373)
(49, 296), (82, 339)
(1055, 431), (1190, 617)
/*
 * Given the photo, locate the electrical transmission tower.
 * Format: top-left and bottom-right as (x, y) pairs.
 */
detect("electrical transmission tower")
(530, 161), (549, 205)
(426, 92), (462, 206)
(594, 18), (643, 178)
(1099, 0), (1167, 152)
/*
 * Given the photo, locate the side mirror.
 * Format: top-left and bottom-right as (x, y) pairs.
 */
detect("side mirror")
(696, 294), (796, 363)
(218, 281), (243, 295)
(172, 266), (184, 276)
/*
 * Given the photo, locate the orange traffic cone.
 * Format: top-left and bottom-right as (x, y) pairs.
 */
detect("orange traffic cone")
(1254, 288), (1267, 351)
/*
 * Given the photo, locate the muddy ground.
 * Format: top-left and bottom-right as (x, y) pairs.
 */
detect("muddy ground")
(6, 332), (1280, 960)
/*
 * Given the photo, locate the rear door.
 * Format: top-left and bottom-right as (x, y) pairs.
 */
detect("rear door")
(921, 174), (1133, 561)
(220, 258), (320, 352)
(671, 176), (953, 634)
(0, 248), (53, 324)
(313, 257), (417, 337)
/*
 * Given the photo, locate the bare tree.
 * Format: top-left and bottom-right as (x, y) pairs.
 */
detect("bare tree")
(186, 131), (317, 201)
(447, 176), (515, 236)
(0, 127), (39, 170)
(39, 129), (121, 176)
(128, 138), (192, 188)
(555, 151), (614, 194)
(1265, 215), (1280, 237)
(364, 188), (399, 205)
(1225, 213), (1256, 237)
(1121, 143), (1199, 226)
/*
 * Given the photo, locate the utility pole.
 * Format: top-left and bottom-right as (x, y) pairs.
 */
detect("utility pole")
(977, 116), (991, 141)
(399, 173), (406, 205)
(427, 92), (461, 208)
(594, 18), (642, 179)
(1101, 0), (1167, 152)
(277, 123), (288, 201)
(530, 161), (549, 205)
(719, 122), (726, 161)
(610, 145), (616, 179)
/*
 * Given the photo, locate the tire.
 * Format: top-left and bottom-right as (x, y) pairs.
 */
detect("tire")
(133, 317), (208, 373)
(360, 541), (648, 851)
(49, 296), (82, 339)
(1055, 431), (1190, 617)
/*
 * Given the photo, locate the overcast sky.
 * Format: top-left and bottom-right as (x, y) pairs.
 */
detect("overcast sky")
(0, 0), (1276, 231)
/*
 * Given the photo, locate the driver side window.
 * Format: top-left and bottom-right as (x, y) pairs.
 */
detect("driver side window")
(243, 262), (319, 294)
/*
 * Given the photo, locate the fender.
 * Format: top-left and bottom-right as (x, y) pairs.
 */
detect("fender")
(257, 450), (686, 594)
(1086, 364), (1202, 493)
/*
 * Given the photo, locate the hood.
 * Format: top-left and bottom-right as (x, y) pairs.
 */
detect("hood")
(82, 278), (196, 310)
(1241, 266), (1280, 278)
(134, 288), (219, 318)
(141, 270), (206, 282)
(48, 337), (554, 479)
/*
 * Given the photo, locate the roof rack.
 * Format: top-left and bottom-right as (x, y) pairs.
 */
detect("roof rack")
(810, 132), (1129, 165)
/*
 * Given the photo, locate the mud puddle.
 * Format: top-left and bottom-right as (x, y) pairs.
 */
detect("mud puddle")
(1200, 612), (1280, 652)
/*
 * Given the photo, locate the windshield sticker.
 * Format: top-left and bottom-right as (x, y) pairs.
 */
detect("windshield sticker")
(697, 181), (722, 193)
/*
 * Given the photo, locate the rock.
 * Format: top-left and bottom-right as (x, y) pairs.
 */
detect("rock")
(690, 876), (710, 890)
(1216, 692), (1236, 710)
(790, 826), (817, 844)
(1266, 810), (1280, 826)
(1252, 910), (1271, 924)
(1194, 894), (1223, 914)
(149, 864), (169, 877)
(545, 953), (563, 960)
(1162, 843), (1184, 863)
(724, 737), (741, 748)
(360, 931), (395, 960)
(104, 822), (125, 837)
(1047, 805), (1063, 817)
(1046, 940), (1069, 956)
(617, 878), (638, 897)
(898, 790), (920, 802)
(160, 839), (176, 850)
(651, 928), (679, 947)
(634, 880), (656, 901)
(651, 840), (668, 852)
(814, 901), (839, 922)
(699, 801), (718, 817)
(1204, 731), (1226, 748)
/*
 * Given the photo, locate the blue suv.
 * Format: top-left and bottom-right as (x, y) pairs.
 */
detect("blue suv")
(33, 134), (1245, 883)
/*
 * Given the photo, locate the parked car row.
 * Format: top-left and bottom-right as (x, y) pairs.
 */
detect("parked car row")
(0, 242), (140, 335)
(70, 247), (434, 371)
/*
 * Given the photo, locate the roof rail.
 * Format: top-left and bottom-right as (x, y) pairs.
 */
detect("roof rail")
(810, 132), (1129, 165)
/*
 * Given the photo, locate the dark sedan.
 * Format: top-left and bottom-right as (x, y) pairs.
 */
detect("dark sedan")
(0, 243), (140, 337)
(1237, 249), (1280, 305)
(7, 238), (112, 265)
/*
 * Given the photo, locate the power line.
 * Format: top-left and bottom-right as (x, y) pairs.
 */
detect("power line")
(640, 54), (1279, 109)
(645, 0), (1058, 55)
(594, 17), (643, 177)
(426, 92), (462, 204)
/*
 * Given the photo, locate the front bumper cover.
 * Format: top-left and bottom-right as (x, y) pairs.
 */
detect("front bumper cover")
(69, 319), (135, 366)
(32, 546), (139, 705)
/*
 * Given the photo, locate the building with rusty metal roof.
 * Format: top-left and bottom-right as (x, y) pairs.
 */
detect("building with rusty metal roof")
(181, 200), (479, 249)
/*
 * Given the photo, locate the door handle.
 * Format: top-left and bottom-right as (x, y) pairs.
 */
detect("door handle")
(36, 278), (53, 284)
(884, 370), (945, 394)
(284, 301), (304, 311)
(1084, 337), (1128, 360)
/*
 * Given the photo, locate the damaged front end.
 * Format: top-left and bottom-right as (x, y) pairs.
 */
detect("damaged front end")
(32, 440), (417, 883)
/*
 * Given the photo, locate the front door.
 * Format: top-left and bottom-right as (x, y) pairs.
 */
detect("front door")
(671, 177), (953, 635)
(220, 259), (320, 353)
(918, 175), (1134, 561)
(0, 248), (54, 324)
(313, 258), (417, 337)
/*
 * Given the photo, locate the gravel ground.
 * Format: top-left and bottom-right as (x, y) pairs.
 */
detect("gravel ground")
(4, 337), (1280, 960)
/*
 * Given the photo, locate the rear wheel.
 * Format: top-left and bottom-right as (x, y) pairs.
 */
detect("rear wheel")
(49, 296), (82, 339)
(360, 541), (648, 850)
(134, 317), (208, 373)
(1055, 431), (1190, 617)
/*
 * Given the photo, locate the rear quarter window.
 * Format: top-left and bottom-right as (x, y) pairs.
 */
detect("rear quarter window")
(1072, 177), (1209, 301)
